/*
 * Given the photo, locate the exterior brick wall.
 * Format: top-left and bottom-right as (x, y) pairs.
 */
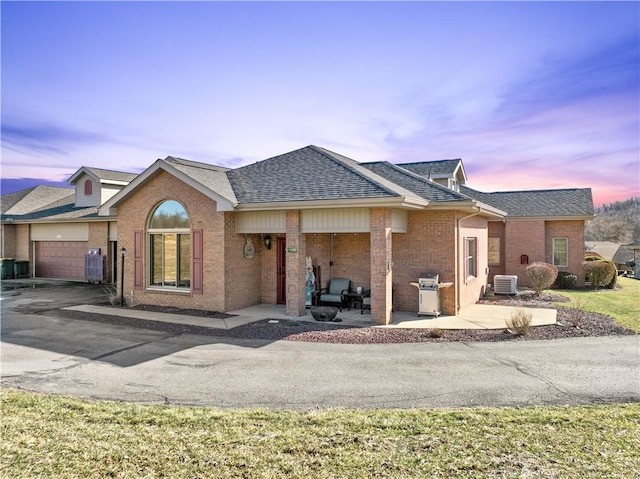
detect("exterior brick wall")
(330, 233), (370, 291)
(504, 220), (546, 287)
(370, 208), (392, 325)
(260, 234), (280, 304)
(16, 224), (30, 262)
(502, 219), (586, 288)
(117, 170), (227, 311)
(224, 213), (263, 311)
(545, 220), (586, 286)
(87, 222), (110, 282)
(1, 225), (17, 259)
(393, 210), (457, 315)
(488, 221), (505, 278)
(285, 210), (306, 316)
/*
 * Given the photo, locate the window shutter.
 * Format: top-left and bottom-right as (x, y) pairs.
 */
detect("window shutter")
(192, 229), (203, 294)
(134, 230), (143, 290)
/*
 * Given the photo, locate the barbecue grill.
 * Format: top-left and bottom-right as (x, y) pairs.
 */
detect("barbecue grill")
(411, 272), (441, 317)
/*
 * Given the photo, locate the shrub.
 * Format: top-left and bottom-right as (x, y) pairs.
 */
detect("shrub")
(505, 309), (532, 336)
(526, 262), (558, 296)
(554, 271), (578, 289)
(583, 260), (617, 289)
(428, 328), (444, 338)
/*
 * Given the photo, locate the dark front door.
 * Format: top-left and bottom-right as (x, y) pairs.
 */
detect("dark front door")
(277, 237), (286, 304)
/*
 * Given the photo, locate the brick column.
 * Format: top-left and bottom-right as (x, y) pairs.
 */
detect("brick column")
(286, 211), (306, 317)
(370, 208), (393, 325)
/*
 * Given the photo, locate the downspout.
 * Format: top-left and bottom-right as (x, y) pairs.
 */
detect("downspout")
(456, 208), (481, 314)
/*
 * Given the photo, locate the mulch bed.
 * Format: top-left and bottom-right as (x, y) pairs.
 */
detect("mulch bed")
(54, 290), (636, 344)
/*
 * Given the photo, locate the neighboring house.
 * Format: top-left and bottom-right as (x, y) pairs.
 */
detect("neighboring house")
(1, 169), (136, 282)
(1, 145), (594, 325)
(585, 241), (634, 275)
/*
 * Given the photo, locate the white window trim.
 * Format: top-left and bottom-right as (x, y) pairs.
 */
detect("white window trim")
(552, 237), (569, 267)
(465, 237), (477, 280)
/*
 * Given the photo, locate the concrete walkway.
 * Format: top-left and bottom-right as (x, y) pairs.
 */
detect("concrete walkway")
(65, 302), (556, 330)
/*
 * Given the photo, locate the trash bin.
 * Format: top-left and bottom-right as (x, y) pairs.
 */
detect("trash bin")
(14, 260), (30, 279)
(1, 258), (16, 280)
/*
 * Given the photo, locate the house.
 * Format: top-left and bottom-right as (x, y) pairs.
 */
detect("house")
(585, 241), (635, 275)
(1, 145), (594, 325)
(1, 168), (136, 282)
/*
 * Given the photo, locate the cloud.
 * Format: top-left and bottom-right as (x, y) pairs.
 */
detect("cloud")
(1, 120), (112, 156)
(495, 33), (639, 123)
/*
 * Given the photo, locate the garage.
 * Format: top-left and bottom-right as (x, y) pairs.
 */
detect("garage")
(34, 241), (88, 280)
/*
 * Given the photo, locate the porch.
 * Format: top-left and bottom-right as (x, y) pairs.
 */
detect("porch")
(227, 303), (557, 330)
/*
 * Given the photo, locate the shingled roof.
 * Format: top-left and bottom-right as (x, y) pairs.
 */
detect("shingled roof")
(1, 186), (74, 216)
(361, 161), (472, 203)
(227, 145), (420, 205)
(397, 159), (464, 178)
(164, 157), (237, 205)
(68, 166), (137, 185)
(460, 185), (594, 218)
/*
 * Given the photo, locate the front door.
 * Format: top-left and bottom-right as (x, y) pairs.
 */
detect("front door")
(277, 237), (286, 304)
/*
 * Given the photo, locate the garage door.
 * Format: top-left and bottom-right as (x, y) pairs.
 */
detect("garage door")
(35, 241), (88, 280)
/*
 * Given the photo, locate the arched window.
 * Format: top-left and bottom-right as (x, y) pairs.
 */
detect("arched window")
(148, 200), (191, 289)
(84, 179), (93, 196)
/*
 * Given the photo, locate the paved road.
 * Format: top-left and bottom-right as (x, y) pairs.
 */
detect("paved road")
(2, 280), (639, 409)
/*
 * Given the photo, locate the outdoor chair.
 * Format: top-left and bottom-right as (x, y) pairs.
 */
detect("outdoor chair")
(320, 278), (351, 311)
(361, 289), (371, 314)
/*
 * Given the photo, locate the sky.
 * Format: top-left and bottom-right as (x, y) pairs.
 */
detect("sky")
(1, 1), (638, 207)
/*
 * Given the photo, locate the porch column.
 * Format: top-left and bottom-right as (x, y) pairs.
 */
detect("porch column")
(370, 208), (393, 325)
(285, 210), (306, 317)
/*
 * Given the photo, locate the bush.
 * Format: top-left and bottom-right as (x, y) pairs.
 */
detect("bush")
(583, 260), (617, 289)
(505, 309), (532, 336)
(428, 328), (444, 338)
(526, 262), (558, 296)
(554, 271), (578, 289)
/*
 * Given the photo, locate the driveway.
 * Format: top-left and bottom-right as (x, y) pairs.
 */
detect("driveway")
(2, 280), (639, 409)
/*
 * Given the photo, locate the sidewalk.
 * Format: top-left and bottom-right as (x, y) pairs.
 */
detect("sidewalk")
(64, 303), (556, 330)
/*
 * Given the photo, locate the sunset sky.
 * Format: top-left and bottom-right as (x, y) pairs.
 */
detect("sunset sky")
(2, 1), (638, 206)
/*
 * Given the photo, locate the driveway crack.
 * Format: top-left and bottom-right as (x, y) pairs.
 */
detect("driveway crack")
(463, 342), (573, 399)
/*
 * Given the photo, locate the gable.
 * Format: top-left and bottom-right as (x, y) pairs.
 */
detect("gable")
(98, 158), (237, 216)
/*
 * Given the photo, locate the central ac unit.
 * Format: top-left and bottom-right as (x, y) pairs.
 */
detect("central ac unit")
(494, 275), (517, 295)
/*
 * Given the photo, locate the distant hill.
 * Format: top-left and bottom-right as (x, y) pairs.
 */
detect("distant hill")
(586, 197), (640, 244)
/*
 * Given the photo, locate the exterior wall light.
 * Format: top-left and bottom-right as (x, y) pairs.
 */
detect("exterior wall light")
(263, 235), (272, 250)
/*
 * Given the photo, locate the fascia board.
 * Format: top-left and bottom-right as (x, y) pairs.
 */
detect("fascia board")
(98, 160), (237, 216)
(235, 196), (430, 212)
(99, 179), (130, 186)
(501, 215), (595, 221)
(425, 201), (506, 218)
(160, 162), (237, 211)
(4, 216), (116, 225)
(67, 167), (99, 185)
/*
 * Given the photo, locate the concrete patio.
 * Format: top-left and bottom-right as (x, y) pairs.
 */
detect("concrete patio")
(227, 303), (556, 330)
(65, 302), (556, 331)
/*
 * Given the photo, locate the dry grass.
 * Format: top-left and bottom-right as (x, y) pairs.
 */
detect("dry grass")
(2, 389), (639, 478)
(505, 308), (532, 336)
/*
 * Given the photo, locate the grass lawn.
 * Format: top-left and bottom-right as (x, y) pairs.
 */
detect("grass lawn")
(553, 276), (640, 332)
(2, 389), (639, 478)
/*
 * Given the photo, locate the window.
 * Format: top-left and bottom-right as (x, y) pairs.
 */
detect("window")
(84, 179), (92, 196)
(465, 237), (477, 279)
(488, 237), (500, 265)
(148, 200), (191, 288)
(553, 237), (568, 267)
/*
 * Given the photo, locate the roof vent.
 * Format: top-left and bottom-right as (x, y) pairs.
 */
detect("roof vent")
(494, 275), (517, 295)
